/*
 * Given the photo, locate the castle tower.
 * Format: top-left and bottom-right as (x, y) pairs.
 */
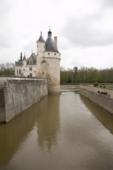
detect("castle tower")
(36, 32), (45, 77)
(44, 29), (61, 94)
(36, 30), (61, 94)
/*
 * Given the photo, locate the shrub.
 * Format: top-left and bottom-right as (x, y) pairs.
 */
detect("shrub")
(93, 82), (99, 87)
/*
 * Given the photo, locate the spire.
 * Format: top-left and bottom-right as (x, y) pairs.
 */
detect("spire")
(40, 31), (42, 35)
(23, 53), (26, 60)
(37, 32), (45, 43)
(20, 52), (23, 61)
(48, 28), (52, 38)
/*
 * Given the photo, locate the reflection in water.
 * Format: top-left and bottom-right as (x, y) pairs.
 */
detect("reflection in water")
(36, 95), (60, 151)
(0, 101), (39, 167)
(0, 95), (60, 167)
(1, 92), (113, 170)
(80, 95), (113, 135)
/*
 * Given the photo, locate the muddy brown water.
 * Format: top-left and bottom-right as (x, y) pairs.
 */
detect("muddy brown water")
(0, 92), (113, 170)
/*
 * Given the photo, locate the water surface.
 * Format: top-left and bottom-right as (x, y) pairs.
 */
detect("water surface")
(0, 92), (113, 170)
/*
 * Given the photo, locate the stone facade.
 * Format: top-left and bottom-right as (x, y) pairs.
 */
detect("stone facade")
(15, 30), (61, 94)
(15, 52), (37, 77)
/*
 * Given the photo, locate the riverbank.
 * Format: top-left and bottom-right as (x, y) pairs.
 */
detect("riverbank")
(60, 85), (80, 92)
(80, 85), (113, 114)
(61, 84), (113, 114)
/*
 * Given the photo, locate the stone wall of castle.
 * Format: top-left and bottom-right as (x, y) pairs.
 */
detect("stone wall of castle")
(0, 78), (48, 122)
(45, 57), (60, 94)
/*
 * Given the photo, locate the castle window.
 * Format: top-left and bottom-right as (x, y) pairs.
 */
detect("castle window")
(54, 53), (56, 55)
(17, 69), (18, 75)
(48, 53), (50, 55)
(41, 60), (46, 64)
(19, 69), (21, 75)
(29, 67), (32, 71)
(29, 73), (32, 77)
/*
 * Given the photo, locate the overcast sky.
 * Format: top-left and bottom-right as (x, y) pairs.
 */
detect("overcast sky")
(0, 0), (113, 68)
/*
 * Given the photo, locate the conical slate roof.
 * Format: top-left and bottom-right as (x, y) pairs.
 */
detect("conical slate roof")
(27, 52), (37, 65)
(45, 30), (58, 52)
(37, 32), (45, 43)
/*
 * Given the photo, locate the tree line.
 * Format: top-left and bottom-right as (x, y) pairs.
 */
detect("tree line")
(60, 67), (113, 84)
(0, 68), (14, 76)
(1, 67), (113, 84)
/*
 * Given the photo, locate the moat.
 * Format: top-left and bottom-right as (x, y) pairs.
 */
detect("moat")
(1, 92), (113, 170)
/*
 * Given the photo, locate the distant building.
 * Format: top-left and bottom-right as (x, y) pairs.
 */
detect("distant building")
(15, 52), (37, 77)
(15, 29), (61, 93)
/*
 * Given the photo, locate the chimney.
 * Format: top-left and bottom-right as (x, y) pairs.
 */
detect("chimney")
(54, 36), (58, 50)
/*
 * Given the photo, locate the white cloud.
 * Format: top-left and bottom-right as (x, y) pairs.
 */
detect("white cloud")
(62, 8), (113, 47)
(61, 44), (113, 69)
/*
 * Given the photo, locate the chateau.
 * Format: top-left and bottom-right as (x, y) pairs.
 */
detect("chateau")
(15, 29), (61, 93)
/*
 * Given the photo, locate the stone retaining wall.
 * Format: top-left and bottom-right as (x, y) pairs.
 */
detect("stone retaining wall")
(80, 85), (113, 114)
(0, 78), (48, 122)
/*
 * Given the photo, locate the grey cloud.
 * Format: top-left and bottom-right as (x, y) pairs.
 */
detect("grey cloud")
(0, 0), (13, 49)
(62, 14), (113, 47)
(102, 0), (113, 8)
(23, 40), (35, 54)
(0, 34), (13, 48)
(0, 0), (11, 16)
